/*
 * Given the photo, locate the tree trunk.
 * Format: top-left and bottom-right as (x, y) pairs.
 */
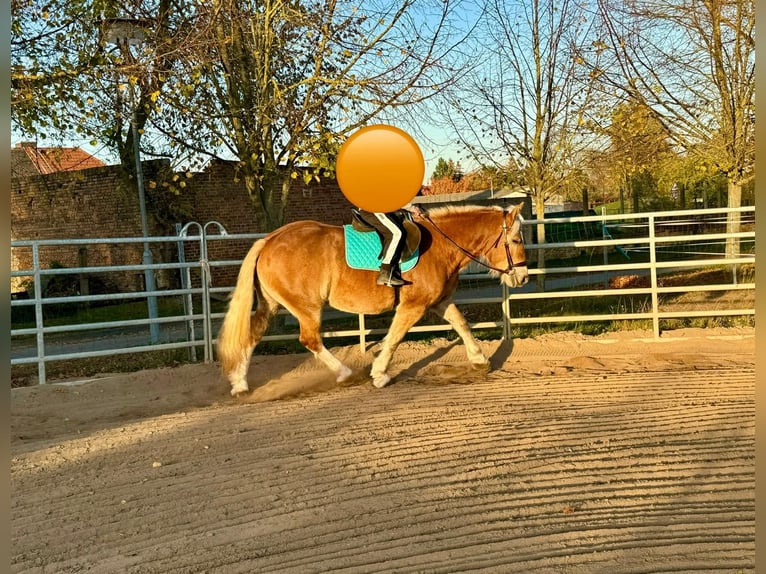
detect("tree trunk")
(242, 172), (271, 231)
(631, 177), (639, 213)
(582, 186), (589, 215)
(725, 178), (742, 260)
(716, 180), (724, 208)
(241, 169), (290, 232)
(619, 182), (625, 214)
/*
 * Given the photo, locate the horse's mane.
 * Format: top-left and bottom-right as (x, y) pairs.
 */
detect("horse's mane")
(420, 204), (505, 219)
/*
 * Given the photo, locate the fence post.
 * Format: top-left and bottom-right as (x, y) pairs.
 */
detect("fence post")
(501, 282), (510, 340)
(198, 231), (212, 363)
(201, 222), (228, 363)
(731, 207), (739, 287)
(176, 224), (197, 362)
(358, 314), (367, 354)
(602, 207), (609, 289)
(649, 214), (660, 338)
(177, 221), (227, 363)
(32, 243), (46, 384)
(178, 222), (206, 361)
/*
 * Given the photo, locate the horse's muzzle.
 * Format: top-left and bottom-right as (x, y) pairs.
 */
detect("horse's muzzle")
(503, 267), (529, 288)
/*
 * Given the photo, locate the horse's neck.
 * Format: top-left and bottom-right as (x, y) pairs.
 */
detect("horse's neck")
(430, 210), (500, 261)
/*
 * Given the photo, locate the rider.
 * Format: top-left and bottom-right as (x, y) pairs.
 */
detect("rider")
(359, 203), (422, 287)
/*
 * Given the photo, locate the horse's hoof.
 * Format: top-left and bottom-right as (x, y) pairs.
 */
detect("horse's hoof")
(471, 361), (490, 372)
(372, 373), (391, 388)
(230, 382), (250, 396)
(336, 365), (353, 383)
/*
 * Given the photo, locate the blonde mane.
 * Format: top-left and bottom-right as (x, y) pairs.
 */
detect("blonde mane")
(419, 204), (506, 218)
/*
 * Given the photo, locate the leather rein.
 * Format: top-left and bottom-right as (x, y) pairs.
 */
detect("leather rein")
(420, 209), (527, 275)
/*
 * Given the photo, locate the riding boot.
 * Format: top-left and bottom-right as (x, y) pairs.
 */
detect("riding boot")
(377, 263), (408, 286)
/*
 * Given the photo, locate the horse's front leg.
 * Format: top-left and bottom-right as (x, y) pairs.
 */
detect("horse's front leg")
(433, 300), (488, 367)
(370, 304), (426, 388)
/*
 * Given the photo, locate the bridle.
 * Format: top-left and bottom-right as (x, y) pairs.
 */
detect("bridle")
(420, 208), (527, 275)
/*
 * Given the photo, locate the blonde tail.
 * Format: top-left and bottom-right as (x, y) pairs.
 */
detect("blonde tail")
(216, 239), (266, 379)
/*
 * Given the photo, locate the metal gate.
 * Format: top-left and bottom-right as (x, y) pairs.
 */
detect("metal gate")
(11, 206), (755, 384)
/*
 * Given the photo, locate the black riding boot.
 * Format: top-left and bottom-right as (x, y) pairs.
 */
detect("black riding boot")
(377, 263), (408, 286)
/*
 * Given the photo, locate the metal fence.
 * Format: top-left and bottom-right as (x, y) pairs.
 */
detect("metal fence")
(11, 206), (755, 385)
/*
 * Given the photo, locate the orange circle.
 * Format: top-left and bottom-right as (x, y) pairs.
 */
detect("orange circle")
(336, 124), (424, 212)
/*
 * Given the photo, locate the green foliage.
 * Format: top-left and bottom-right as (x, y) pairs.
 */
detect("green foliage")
(432, 157), (458, 181)
(593, 0), (754, 215)
(13, 0), (461, 231)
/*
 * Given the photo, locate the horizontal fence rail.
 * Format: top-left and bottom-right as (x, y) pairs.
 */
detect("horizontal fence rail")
(11, 206), (755, 384)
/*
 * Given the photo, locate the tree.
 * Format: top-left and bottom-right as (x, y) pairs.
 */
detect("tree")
(468, 162), (523, 191)
(12, 0), (470, 231)
(13, 0), (186, 166)
(12, 0), (202, 226)
(594, 0), (754, 257)
(602, 99), (674, 213)
(436, 0), (605, 287)
(425, 159), (524, 195)
(428, 157), (469, 195)
(186, 0), (471, 229)
(428, 157), (464, 194)
(431, 157), (458, 181)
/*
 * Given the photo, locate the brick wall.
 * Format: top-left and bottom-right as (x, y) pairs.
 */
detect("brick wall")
(12, 163), (153, 293)
(190, 161), (355, 287)
(11, 160), (355, 293)
(187, 160), (354, 232)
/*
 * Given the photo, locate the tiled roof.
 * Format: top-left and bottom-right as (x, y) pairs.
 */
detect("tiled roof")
(412, 187), (529, 204)
(11, 142), (106, 177)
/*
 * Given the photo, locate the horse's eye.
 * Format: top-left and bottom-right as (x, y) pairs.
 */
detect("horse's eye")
(512, 239), (522, 245)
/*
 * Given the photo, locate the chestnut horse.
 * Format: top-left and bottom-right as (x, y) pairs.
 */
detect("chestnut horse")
(217, 204), (529, 395)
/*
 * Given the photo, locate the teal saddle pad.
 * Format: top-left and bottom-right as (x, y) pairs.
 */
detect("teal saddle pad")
(343, 225), (419, 272)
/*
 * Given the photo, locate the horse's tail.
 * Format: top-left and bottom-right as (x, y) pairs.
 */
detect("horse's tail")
(216, 238), (266, 376)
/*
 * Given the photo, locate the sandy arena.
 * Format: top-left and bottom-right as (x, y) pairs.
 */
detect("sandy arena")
(11, 327), (755, 573)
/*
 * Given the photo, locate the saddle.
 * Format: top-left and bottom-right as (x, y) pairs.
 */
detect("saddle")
(350, 209), (421, 261)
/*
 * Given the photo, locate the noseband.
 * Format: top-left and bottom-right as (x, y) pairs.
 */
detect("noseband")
(421, 209), (527, 275)
(495, 212), (528, 273)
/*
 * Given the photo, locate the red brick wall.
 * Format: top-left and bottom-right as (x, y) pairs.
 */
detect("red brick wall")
(11, 163), (153, 293)
(11, 160), (354, 292)
(185, 161), (355, 287)
(189, 160), (353, 232)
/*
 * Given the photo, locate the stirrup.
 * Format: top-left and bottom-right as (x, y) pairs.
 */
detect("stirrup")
(377, 267), (407, 287)
(377, 275), (407, 287)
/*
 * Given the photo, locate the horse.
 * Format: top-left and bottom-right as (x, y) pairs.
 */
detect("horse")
(216, 204), (529, 395)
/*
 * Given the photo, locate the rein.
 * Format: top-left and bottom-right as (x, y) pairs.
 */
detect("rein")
(420, 209), (527, 275)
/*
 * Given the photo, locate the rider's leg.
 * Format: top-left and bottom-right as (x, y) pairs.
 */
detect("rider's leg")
(373, 213), (407, 286)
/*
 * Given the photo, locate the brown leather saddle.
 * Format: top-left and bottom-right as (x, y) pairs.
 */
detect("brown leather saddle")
(351, 209), (421, 261)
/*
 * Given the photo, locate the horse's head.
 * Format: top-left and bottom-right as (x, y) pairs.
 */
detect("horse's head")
(489, 204), (529, 288)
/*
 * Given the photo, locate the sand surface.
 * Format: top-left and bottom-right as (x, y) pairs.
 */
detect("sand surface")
(11, 327), (755, 573)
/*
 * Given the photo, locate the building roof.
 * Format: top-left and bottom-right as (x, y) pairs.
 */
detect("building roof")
(413, 187), (529, 204)
(12, 142), (106, 177)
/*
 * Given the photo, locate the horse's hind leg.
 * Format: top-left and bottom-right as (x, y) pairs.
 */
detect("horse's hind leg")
(228, 297), (278, 396)
(433, 300), (488, 366)
(291, 307), (353, 382)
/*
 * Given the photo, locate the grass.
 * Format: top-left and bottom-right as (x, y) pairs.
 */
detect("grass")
(11, 295), (212, 331)
(11, 349), (194, 388)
